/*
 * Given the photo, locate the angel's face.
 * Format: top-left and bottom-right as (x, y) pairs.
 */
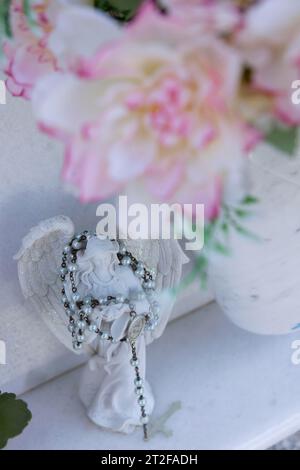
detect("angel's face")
(80, 238), (119, 272)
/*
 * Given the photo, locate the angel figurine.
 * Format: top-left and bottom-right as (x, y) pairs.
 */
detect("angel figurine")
(15, 216), (188, 438)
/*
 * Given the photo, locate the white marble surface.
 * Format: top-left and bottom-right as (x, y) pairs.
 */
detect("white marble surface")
(6, 302), (300, 450)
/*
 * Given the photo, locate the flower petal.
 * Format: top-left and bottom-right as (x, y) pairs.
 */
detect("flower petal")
(49, 4), (121, 69)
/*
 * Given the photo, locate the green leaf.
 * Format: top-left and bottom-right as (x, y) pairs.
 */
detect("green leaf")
(213, 241), (230, 255)
(23, 0), (37, 28)
(221, 222), (229, 234)
(94, 0), (144, 21)
(204, 219), (217, 242)
(195, 255), (209, 287)
(23, 0), (31, 18)
(232, 222), (261, 241)
(0, 392), (32, 449)
(0, 0), (12, 38)
(241, 195), (259, 205)
(265, 125), (298, 156)
(234, 208), (251, 218)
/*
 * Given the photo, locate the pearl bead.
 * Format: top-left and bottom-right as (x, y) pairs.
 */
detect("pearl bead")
(72, 293), (80, 302)
(130, 359), (139, 367)
(134, 378), (143, 387)
(129, 303), (135, 310)
(137, 262), (144, 270)
(68, 324), (74, 333)
(61, 295), (68, 304)
(135, 387), (144, 395)
(65, 309), (72, 317)
(77, 334), (85, 342)
(60, 267), (67, 276)
(121, 256), (131, 266)
(138, 397), (146, 406)
(135, 268), (144, 277)
(69, 303), (76, 311)
(72, 240), (82, 250)
(116, 294), (125, 303)
(99, 297), (107, 305)
(68, 264), (77, 272)
(101, 332), (109, 340)
(140, 415), (149, 425)
(88, 323), (98, 332)
(84, 296), (92, 305)
(83, 306), (92, 315)
(145, 281), (154, 289)
(73, 342), (82, 351)
(150, 269), (156, 279)
(63, 245), (71, 254)
(76, 320), (86, 330)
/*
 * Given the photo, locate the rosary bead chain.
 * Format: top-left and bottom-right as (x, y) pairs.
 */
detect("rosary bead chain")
(60, 231), (160, 438)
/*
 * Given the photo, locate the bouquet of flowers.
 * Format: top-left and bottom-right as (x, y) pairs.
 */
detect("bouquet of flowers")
(1, 0), (299, 274)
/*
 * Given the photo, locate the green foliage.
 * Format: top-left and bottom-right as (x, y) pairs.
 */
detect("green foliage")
(222, 197), (261, 241)
(94, 0), (144, 22)
(0, 392), (32, 449)
(241, 195), (259, 205)
(0, 0), (12, 38)
(265, 124), (298, 156)
(23, 0), (37, 28)
(178, 195), (260, 290)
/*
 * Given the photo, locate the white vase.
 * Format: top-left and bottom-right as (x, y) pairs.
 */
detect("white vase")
(209, 143), (300, 335)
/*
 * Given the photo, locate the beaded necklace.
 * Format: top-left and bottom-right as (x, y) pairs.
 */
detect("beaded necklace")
(60, 231), (160, 440)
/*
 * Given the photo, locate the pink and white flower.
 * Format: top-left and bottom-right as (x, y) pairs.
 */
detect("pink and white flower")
(238, 0), (300, 125)
(47, 1), (121, 71)
(3, 0), (119, 99)
(162, 0), (242, 36)
(33, 4), (248, 218)
(3, 0), (57, 99)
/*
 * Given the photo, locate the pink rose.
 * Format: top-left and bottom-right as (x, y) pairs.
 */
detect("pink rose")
(32, 4), (248, 218)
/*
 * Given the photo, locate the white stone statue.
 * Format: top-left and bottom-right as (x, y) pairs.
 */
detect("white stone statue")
(15, 215), (188, 436)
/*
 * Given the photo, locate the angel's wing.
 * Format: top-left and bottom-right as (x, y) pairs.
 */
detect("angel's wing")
(122, 238), (189, 290)
(14, 215), (78, 352)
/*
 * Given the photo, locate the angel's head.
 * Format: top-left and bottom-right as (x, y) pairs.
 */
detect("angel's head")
(76, 237), (119, 287)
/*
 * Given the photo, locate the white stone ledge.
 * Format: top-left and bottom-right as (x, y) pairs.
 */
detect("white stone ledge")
(6, 302), (300, 450)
